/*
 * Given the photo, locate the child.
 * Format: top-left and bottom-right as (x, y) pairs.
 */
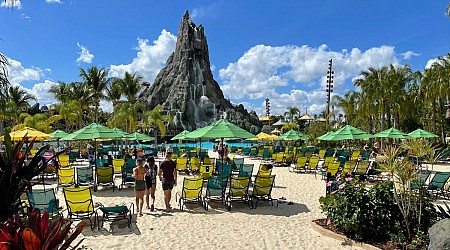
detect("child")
(145, 157), (158, 211)
(133, 158), (146, 216)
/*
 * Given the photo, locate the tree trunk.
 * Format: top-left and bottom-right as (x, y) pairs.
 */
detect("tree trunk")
(432, 100), (436, 135)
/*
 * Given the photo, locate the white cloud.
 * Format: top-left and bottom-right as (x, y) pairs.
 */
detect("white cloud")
(210, 64), (216, 72)
(1, 0), (21, 9)
(25, 80), (58, 105)
(76, 42), (94, 64)
(5, 57), (43, 85)
(191, 4), (218, 19)
(425, 58), (439, 69)
(401, 51), (419, 60)
(109, 29), (177, 82)
(99, 100), (113, 113)
(46, 0), (62, 3)
(220, 44), (402, 115)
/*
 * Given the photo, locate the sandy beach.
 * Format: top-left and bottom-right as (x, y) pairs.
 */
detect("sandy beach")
(47, 152), (370, 250)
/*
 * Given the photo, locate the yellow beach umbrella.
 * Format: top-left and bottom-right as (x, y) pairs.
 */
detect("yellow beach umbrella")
(0, 127), (53, 141)
(250, 132), (272, 141)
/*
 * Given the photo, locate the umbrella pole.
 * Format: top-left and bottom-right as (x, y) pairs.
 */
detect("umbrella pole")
(221, 138), (224, 175)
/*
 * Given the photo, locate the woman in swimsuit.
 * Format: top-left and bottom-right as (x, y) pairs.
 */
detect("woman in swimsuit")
(133, 158), (146, 216)
(145, 157), (158, 211)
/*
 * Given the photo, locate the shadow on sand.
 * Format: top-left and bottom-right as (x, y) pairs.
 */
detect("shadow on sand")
(80, 214), (142, 236)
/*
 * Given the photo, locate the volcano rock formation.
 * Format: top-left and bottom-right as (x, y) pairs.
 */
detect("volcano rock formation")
(144, 11), (260, 132)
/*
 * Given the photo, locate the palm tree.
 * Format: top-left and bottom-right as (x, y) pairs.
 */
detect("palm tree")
(112, 72), (148, 104)
(142, 105), (173, 148)
(79, 66), (108, 122)
(105, 80), (122, 113)
(49, 81), (71, 104)
(333, 90), (359, 125)
(284, 107), (300, 122)
(58, 100), (82, 131)
(111, 102), (144, 133)
(5, 86), (36, 126)
(68, 82), (93, 128)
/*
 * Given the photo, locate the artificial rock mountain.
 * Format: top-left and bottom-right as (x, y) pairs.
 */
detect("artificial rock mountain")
(144, 11), (260, 133)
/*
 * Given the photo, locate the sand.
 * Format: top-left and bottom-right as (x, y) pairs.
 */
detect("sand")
(47, 152), (365, 250)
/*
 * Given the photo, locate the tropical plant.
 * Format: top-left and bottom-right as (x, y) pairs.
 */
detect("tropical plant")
(49, 81), (71, 104)
(79, 66), (108, 123)
(111, 72), (148, 104)
(4, 86), (37, 126)
(0, 130), (62, 221)
(143, 105), (173, 147)
(0, 209), (85, 249)
(320, 178), (403, 242)
(111, 102), (144, 133)
(284, 107), (299, 123)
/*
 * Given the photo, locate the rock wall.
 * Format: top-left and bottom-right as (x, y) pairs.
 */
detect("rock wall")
(143, 10), (260, 131)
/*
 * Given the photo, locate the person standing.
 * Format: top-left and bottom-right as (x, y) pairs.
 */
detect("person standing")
(161, 141), (166, 157)
(158, 151), (177, 212)
(145, 157), (158, 211)
(133, 158), (146, 216)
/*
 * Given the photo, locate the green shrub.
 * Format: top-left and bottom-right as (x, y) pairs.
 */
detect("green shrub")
(320, 177), (402, 241)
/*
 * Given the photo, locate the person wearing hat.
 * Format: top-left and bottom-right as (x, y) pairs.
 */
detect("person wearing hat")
(158, 151), (177, 212)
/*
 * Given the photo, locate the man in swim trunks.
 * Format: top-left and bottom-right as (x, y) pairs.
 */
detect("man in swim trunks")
(133, 158), (146, 216)
(145, 157), (158, 211)
(158, 151), (177, 212)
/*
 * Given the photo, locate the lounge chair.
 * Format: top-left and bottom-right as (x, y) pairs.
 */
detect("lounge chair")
(285, 152), (294, 164)
(95, 166), (115, 192)
(58, 154), (70, 168)
(354, 161), (371, 176)
(63, 187), (96, 230)
(97, 203), (134, 231)
(189, 157), (201, 173)
(411, 170), (431, 190)
(176, 157), (188, 172)
(76, 166), (94, 187)
(257, 164), (273, 177)
(126, 158), (136, 168)
(272, 153), (284, 166)
(225, 176), (251, 211)
(112, 158), (125, 175)
(307, 156), (320, 173)
(350, 150), (360, 161)
(322, 156), (335, 168)
(26, 188), (62, 218)
(199, 164), (214, 180)
(249, 175), (278, 209)
(291, 157), (307, 173)
(176, 177), (206, 211)
(342, 161), (357, 176)
(203, 156), (212, 165)
(205, 176), (229, 205)
(233, 157), (244, 170)
(239, 163), (254, 177)
(318, 149), (326, 159)
(323, 162), (340, 181)
(217, 164), (233, 178)
(119, 165), (133, 191)
(57, 167), (75, 191)
(427, 172), (450, 199)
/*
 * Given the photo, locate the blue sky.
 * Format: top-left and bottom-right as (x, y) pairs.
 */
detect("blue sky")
(1, 0), (449, 116)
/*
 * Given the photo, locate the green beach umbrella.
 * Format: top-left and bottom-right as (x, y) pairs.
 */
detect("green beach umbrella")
(125, 132), (155, 141)
(171, 130), (190, 140)
(184, 119), (255, 140)
(61, 123), (123, 140)
(374, 127), (410, 139)
(278, 130), (308, 140)
(408, 128), (438, 138)
(49, 130), (69, 139)
(326, 125), (374, 141)
(317, 131), (335, 140)
(112, 128), (131, 138)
